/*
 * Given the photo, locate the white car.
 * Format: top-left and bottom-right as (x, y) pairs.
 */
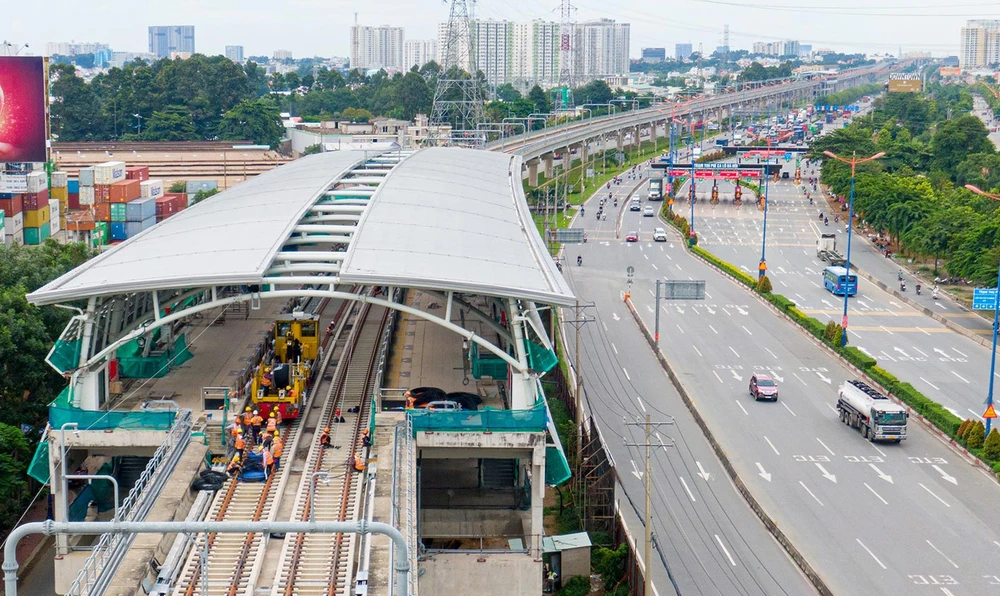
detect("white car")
(653, 228), (667, 242)
(643, 206), (655, 217)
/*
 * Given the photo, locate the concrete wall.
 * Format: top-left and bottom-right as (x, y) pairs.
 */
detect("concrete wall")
(560, 547), (590, 583)
(419, 552), (541, 595)
(419, 508), (525, 539)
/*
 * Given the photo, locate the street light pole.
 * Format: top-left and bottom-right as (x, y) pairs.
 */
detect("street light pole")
(964, 184), (1000, 433)
(689, 128), (696, 246)
(760, 138), (771, 279)
(823, 150), (885, 347)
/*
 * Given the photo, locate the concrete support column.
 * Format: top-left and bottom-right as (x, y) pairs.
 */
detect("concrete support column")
(542, 153), (553, 179)
(580, 140), (589, 163)
(633, 125), (641, 148)
(529, 442), (545, 558)
(561, 148), (571, 173)
(527, 161), (539, 187)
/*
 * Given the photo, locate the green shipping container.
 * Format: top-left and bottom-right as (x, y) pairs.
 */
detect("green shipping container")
(24, 225), (51, 245)
(110, 203), (127, 222)
(93, 222), (109, 247)
(0, 209), (5, 230)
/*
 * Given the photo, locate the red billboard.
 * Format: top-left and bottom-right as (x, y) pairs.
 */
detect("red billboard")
(0, 57), (47, 163)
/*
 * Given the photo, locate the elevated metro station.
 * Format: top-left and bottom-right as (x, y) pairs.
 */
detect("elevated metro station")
(22, 147), (575, 595)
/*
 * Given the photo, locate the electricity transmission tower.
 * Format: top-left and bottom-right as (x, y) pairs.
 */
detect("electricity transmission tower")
(430, 0), (485, 143)
(554, 0), (576, 112)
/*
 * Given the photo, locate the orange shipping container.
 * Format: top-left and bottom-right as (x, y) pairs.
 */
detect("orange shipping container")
(109, 180), (140, 203)
(125, 166), (150, 182)
(95, 185), (111, 203)
(66, 211), (96, 231)
(94, 204), (111, 221)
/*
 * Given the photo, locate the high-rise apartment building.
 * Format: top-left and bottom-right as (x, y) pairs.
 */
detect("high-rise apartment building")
(961, 20), (1000, 69)
(404, 39), (437, 70)
(225, 45), (244, 62)
(675, 43), (693, 60)
(148, 26), (195, 59)
(46, 41), (110, 57)
(350, 25), (405, 71)
(752, 41), (783, 56)
(783, 40), (800, 57)
(437, 18), (628, 88)
(273, 49), (293, 61)
(642, 47), (666, 62)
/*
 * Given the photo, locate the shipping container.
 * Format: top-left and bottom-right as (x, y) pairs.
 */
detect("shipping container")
(50, 186), (68, 201)
(49, 218), (60, 237)
(79, 167), (95, 187)
(110, 222), (128, 242)
(140, 180), (164, 199)
(142, 214), (156, 231)
(68, 193), (80, 210)
(26, 172), (47, 193)
(93, 222), (109, 246)
(186, 180), (218, 194)
(79, 186), (95, 206)
(110, 203), (127, 222)
(68, 179), (79, 194)
(7, 211), (23, 234)
(23, 225), (51, 245)
(49, 199), (61, 221)
(0, 209), (4, 231)
(125, 166), (150, 182)
(94, 185), (111, 203)
(51, 171), (68, 188)
(23, 207), (50, 229)
(23, 190), (48, 211)
(66, 211), (96, 231)
(110, 179), (141, 203)
(155, 194), (184, 219)
(126, 196), (156, 221)
(94, 203), (111, 222)
(94, 161), (127, 185)
(5, 229), (23, 246)
(0, 195), (23, 216)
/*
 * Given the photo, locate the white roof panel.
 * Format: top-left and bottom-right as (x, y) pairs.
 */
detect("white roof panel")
(29, 151), (367, 305)
(338, 148), (574, 306)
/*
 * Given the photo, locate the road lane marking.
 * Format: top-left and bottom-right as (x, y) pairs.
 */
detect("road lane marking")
(651, 263), (658, 270)
(714, 535), (738, 566)
(916, 327), (930, 336)
(765, 347), (778, 359)
(880, 325), (895, 335)
(676, 324), (685, 334)
(735, 400), (749, 416)
(612, 343), (618, 355)
(919, 483), (951, 507)
(953, 348), (968, 358)
(926, 540), (959, 569)
(709, 325), (719, 334)
(951, 371), (969, 383)
(637, 397), (646, 412)
(623, 368), (631, 381)
(856, 539), (887, 570)
(864, 482), (888, 504)
(713, 371), (724, 383)
(679, 477), (696, 502)
(603, 321), (608, 331)
(969, 408), (981, 418)
(792, 372), (808, 386)
(799, 481), (824, 506)
(912, 346), (929, 357)
(692, 345), (703, 357)
(920, 377), (941, 391)
(742, 325), (752, 335)
(816, 438), (835, 456)
(764, 436), (780, 455)
(782, 402), (796, 416)
(649, 289), (655, 297)
(827, 404), (838, 414)
(729, 346), (740, 358)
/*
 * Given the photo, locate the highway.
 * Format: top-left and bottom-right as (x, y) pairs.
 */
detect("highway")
(566, 160), (1000, 595)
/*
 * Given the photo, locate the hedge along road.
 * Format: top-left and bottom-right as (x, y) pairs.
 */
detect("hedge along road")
(570, 160), (1000, 595)
(562, 174), (817, 596)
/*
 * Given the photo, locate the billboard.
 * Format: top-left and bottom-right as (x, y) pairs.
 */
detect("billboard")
(888, 77), (921, 93)
(0, 57), (47, 163)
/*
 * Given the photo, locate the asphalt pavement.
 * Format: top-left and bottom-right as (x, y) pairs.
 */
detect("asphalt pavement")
(566, 160), (1000, 595)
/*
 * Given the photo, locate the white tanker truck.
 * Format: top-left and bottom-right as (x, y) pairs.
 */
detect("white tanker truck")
(837, 379), (908, 443)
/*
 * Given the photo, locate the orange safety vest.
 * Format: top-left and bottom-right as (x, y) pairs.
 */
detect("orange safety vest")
(231, 425), (241, 437)
(251, 415), (263, 428)
(261, 376), (272, 387)
(263, 450), (274, 467)
(266, 418), (277, 433)
(243, 412), (254, 425)
(273, 439), (283, 458)
(235, 436), (245, 450)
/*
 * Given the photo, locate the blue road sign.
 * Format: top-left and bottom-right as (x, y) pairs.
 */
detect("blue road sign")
(784, 152), (792, 161)
(973, 288), (999, 311)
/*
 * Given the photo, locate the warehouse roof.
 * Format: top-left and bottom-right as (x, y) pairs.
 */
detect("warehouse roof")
(28, 147), (574, 307)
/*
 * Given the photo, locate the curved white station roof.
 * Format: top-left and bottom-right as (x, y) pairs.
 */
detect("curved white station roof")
(28, 147), (574, 307)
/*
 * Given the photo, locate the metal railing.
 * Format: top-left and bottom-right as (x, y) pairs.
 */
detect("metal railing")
(389, 415), (417, 596)
(67, 408), (194, 595)
(420, 534), (536, 555)
(370, 288), (402, 418)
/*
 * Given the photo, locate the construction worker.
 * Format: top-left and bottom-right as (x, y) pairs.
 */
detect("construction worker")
(273, 408), (283, 426)
(250, 410), (263, 442)
(261, 429), (273, 451)
(287, 385), (297, 399)
(353, 451), (366, 472)
(266, 412), (278, 435)
(404, 391), (415, 410)
(361, 428), (371, 448)
(242, 406), (253, 433)
(262, 447), (275, 477)
(272, 435), (284, 471)
(261, 369), (273, 395)
(227, 454), (242, 478)
(234, 428), (246, 458)
(319, 427), (331, 448)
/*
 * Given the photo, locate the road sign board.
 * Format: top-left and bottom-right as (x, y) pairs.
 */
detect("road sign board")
(555, 228), (586, 244)
(973, 288), (998, 311)
(626, 266), (635, 276)
(985, 404), (998, 419)
(661, 280), (706, 300)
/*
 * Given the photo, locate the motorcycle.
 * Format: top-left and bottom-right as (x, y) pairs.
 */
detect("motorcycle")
(583, 233), (588, 243)
(916, 283), (922, 295)
(933, 287), (939, 300)
(824, 217), (829, 226)
(577, 256), (583, 266)
(900, 280), (906, 292)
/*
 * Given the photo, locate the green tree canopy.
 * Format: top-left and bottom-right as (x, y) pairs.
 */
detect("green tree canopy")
(218, 99), (284, 148)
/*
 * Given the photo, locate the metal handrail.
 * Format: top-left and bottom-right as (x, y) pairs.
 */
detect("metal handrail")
(67, 409), (194, 595)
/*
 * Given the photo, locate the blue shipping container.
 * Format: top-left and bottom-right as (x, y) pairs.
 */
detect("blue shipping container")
(68, 180), (79, 194)
(110, 222), (128, 241)
(142, 215), (156, 231)
(126, 197), (156, 222)
(126, 216), (158, 239)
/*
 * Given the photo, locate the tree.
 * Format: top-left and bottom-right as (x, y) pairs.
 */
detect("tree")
(984, 428), (1000, 460)
(341, 107), (374, 122)
(967, 421), (986, 449)
(394, 71), (432, 120)
(303, 144), (322, 155)
(49, 63), (107, 141)
(218, 99), (284, 148)
(527, 85), (551, 114)
(143, 105), (197, 141)
(931, 115), (993, 175)
(495, 83), (521, 102)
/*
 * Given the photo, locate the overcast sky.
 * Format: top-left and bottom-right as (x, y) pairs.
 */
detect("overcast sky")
(5, 0), (997, 59)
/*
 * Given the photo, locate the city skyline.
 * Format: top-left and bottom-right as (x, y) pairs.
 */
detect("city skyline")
(5, 0), (972, 60)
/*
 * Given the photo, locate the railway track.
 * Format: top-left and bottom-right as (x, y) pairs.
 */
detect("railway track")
(169, 295), (362, 596)
(271, 302), (389, 596)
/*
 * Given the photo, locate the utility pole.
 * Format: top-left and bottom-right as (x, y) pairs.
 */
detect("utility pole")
(624, 415), (674, 596)
(565, 302), (594, 477)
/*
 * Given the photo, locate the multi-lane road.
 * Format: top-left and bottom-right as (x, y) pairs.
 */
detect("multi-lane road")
(563, 153), (1000, 595)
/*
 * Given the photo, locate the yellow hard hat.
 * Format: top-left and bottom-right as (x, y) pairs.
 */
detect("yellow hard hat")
(286, 386), (291, 390)
(234, 454), (240, 461)
(237, 428), (243, 434)
(270, 412), (276, 417)
(245, 406), (251, 412)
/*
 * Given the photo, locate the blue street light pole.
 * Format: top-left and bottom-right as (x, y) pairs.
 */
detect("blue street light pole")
(668, 120), (675, 207)
(759, 143), (771, 279)
(826, 150), (885, 347)
(965, 184), (1000, 433)
(689, 132), (696, 246)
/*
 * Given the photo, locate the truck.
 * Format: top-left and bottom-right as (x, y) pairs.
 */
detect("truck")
(816, 233), (845, 266)
(647, 173), (664, 201)
(837, 380), (908, 442)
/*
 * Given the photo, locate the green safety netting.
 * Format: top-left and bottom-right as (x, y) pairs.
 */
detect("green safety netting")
(171, 333), (194, 366)
(545, 445), (572, 486)
(27, 440), (50, 484)
(48, 338), (82, 375)
(49, 386), (176, 431)
(470, 343), (509, 379)
(88, 461), (116, 511)
(524, 340), (558, 374)
(408, 406), (547, 434)
(68, 485), (95, 522)
(119, 333), (192, 378)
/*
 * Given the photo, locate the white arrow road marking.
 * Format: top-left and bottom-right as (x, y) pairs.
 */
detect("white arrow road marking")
(821, 299), (835, 308)
(926, 540), (959, 569)
(815, 463), (837, 482)
(869, 463), (893, 483)
(646, 305), (654, 313)
(935, 302), (947, 310)
(696, 462), (711, 481)
(612, 312), (620, 321)
(756, 462), (771, 482)
(934, 348), (950, 358)
(736, 306), (748, 315)
(764, 436), (780, 455)
(864, 482), (888, 504)
(816, 372), (832, 384)
(919, 483), (951, 507)
(932, 464), (958, 485)
(769, 370), (785, 382)
(799, 481), (825, 506)
(631, 460), (643, 480)
(679, 477), (696, 502)
(705, 305), (716, 314)
(730, 369), (742, 381)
